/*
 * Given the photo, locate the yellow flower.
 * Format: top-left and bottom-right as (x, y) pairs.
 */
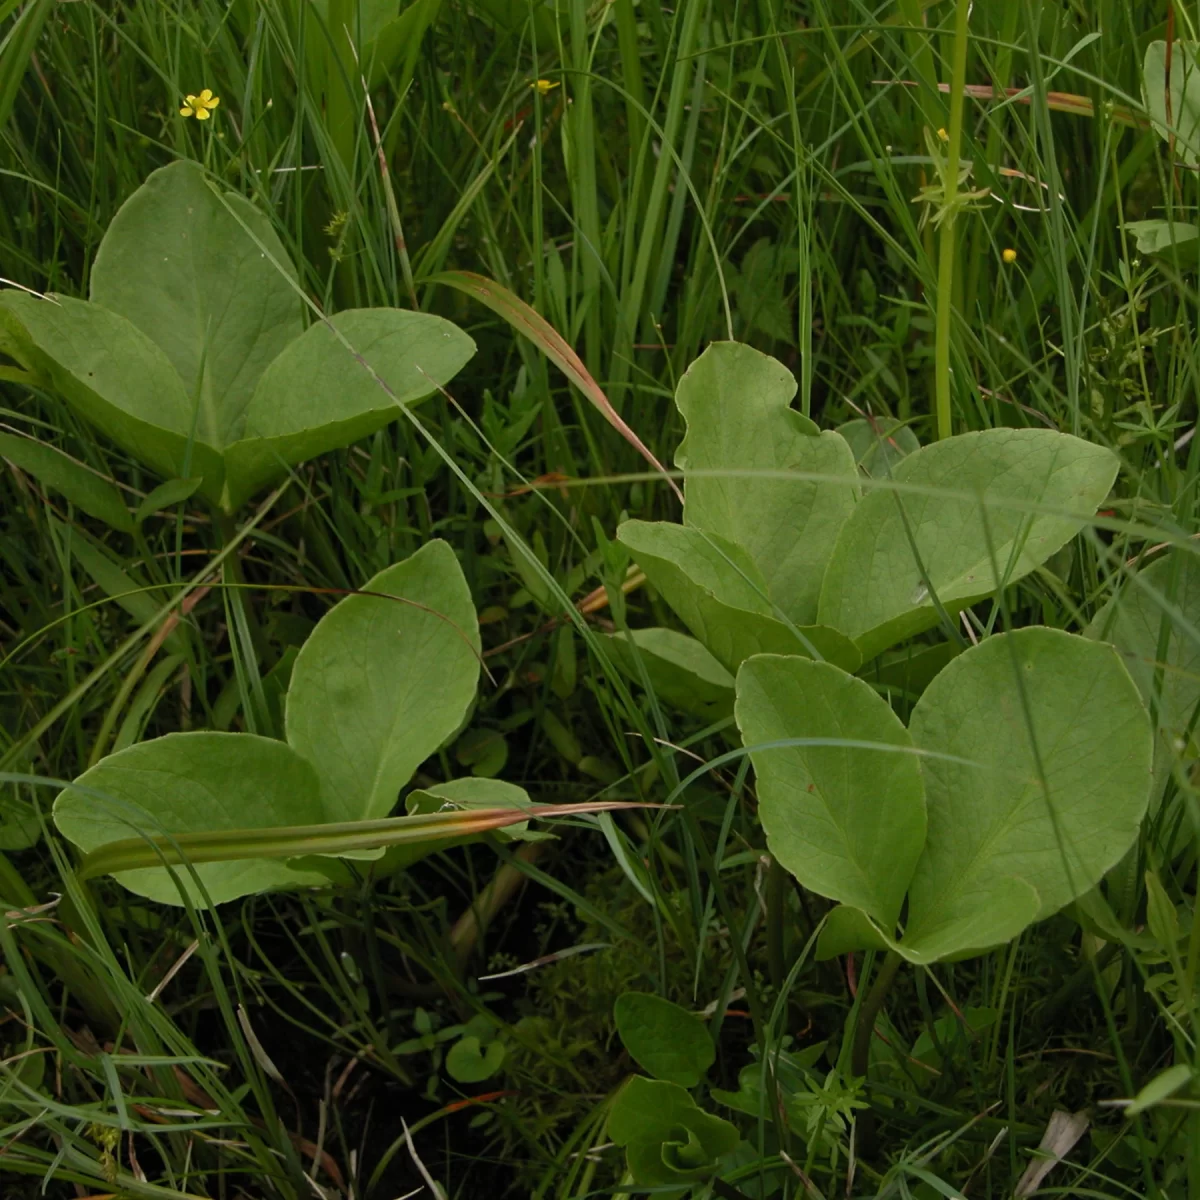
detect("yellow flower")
(936, 127), (949, 142)
(1002, 247), (1018, 264)
(531, 79), (560, 95)
(180, 88), (220, 120)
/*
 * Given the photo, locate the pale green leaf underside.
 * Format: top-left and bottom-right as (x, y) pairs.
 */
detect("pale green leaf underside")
(904, 628), (1152, 958)
(53, 732), (328, 906)
(603, 627), (734, 718)
(818, 428), (1119, 661)
(1086, 552), (1200, 808)
(736, 654), (926, 930)
(617, 519), (861, 674)
(675, 340), (859, 625)
(286, 540), (481, 821)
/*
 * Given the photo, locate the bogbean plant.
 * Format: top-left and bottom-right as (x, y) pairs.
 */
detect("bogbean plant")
(0, 162), (627, 904)
(600, 341), (1200, 1192)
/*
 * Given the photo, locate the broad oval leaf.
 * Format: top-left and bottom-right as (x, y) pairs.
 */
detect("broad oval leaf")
(286, 540), (480, 821)
(89, 160), (303, 435)
(818, 428), (1119, 661)
(603, 627), (734, 719)
(736, 654), (926, 930)
(675, 341), (858, 624)
(617, 519), (860, 674)
(904, 628), (1152, 960)
(614, 991), (715, 1087)
(53, 732), (327, 906)
(0, 291), (224, 494)
(221, 308), (475, 509)
(1086, 552), (1200, 809)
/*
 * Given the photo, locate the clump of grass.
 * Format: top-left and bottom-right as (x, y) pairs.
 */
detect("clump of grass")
(2, 0), (1200, 1197)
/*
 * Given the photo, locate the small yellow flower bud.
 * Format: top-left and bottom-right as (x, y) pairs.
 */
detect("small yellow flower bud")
(532, 79), (560, 95)
(1002, 247), (1017, 264)
(937, 127), (949, 142)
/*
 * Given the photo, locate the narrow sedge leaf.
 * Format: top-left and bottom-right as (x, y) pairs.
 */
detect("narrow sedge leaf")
(427, 270), (680, 499)
(75, 800), (649, 881)
(0, 431), (133, 531)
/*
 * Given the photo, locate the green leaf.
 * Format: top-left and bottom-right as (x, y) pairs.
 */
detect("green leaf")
(1086, 553), (1200, 808)
(815, 905), (892, 960)
(366, 0), (446, 90)
(613, 992), (715, 1087)
(617, 519), (860, 674)
(89, 160), (303, 433)
(1126, 1063), (1194, 1115)
(0, 0), (53, 134)
(1144, 41), (1200, 164)
(603, 627), (734, 719)
(836, 417), (920, 477)
(608, 1076), (739, 1187)
(1124, 220), (1200, 264)
(68, 533), (185, 656)
(0, 431), (133, 531)
(53, 732), (328, 906)
(818, 429), (1119, 661)
(909, 1007), (997, 1069)
(445, 1035), (506, 1083)
(135, 477), (203, 524)
(221, 307), (474, 509)
(736, 655), (926, 930)
(2, 167), (476, 512)
(285, 540), (480, 820)
(0, 292), (224, 494)
(904, 628), (1153, 961)
(674, 341), (858, 624)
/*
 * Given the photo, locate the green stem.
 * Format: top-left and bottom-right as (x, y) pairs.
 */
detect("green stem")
(850, 949), (902, 1157)
(766, 856), (788, 991)
(851, 950), (902, 1081)
(934, 0), (972, 441)
(214, 510), (270, 730)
